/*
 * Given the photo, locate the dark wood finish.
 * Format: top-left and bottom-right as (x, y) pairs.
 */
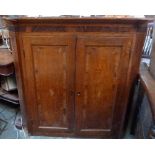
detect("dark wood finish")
(0, 49), (14, 75)
(134, 21), (155, 138)
(0, 38), (2, 45)
(75, 35), (132, 137)
(0, 49), (13, 66)
(0, 89), (19, 104)
(140, 63), (155, 120)
(0, 49), (19, 105)
(5, 17), (150, 138)
(22, 35), (76, 135)
(134, 63), (155, 138)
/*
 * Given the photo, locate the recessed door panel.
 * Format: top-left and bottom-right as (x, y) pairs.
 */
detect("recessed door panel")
(22, 35), (76, 134)
(75, 35), (132, 137)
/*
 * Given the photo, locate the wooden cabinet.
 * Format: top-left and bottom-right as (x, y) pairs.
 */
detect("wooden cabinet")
(6, 17), (150, 138)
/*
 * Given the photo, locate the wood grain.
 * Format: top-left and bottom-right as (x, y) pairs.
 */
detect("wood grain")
(22, 35), (76, 134)
(75, 35), (132, 137)
(6, 17), (150, 138)
(0, 49), (14, 75)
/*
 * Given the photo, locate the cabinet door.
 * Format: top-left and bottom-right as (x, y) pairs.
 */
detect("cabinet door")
(75, 35), (132, 137)
(22, 34), (76, 135)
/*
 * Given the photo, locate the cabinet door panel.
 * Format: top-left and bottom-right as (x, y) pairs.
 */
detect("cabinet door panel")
(22, 35), (75, 134)
(75, 35), (132, 137)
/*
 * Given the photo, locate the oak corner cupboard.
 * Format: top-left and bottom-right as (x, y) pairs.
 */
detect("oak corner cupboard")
(5, 17), (150, 138)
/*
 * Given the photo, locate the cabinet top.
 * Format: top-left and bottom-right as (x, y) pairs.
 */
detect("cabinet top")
(4, 16), (152, 25)
(5, 17), (153, 33)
